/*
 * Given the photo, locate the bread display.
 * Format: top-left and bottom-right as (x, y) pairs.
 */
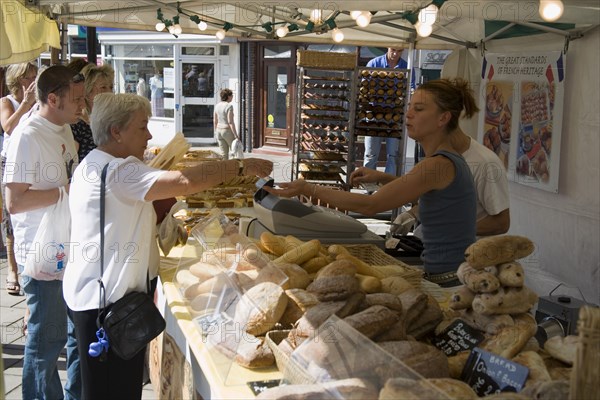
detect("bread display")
(173, 227), (583, 398)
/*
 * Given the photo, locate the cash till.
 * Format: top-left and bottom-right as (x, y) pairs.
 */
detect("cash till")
(251, 178), (384, 247)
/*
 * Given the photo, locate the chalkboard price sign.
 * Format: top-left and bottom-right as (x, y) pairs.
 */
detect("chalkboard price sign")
(432, 319), (484, 356)
(462, 347), (529, 396)
(247, 379), (282, 396)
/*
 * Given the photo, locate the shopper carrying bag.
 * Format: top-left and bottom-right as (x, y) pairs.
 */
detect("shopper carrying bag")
(22, 187), (70, 280)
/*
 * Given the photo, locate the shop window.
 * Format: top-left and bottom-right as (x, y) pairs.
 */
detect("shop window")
(264, 45), (291, 59)
(110, 58), (175, 118)
(182, 63), (215, 98)
(220, 46), (229, 56)
(182, 46), (215, 56)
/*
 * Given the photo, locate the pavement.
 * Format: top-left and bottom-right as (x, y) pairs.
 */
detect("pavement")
(0, 145), (294, 399)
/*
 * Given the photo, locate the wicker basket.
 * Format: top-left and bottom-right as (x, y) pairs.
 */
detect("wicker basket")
(265, 330), (315, 385)
(343, 244), (423, 287)
(297, 50), (357, 71)
(571, 306), (600, 400)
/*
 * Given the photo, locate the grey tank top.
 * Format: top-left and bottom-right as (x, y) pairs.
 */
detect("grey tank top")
(419, 150), (477, 274)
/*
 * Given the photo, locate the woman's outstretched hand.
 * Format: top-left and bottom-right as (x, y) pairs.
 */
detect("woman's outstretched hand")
(242, 158), (273, 178)
(263, 179), (309, 198)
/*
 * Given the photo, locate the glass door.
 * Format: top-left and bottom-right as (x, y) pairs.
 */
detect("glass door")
(263, 62), (294, 148)
(180, 60), (216, 143)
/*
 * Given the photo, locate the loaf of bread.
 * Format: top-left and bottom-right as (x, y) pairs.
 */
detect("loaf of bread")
(284, 289), (320, 312)
(377, 341), (449, 379)
(315, 259), (357, 278)
(213, 326), (275, 369)
(364, 293), (403, 313)
(381, 276), (413, 295)
(273, 263), (311, 289)
(459, 308), (515, 335)
(481, 314), (537, 358)
(513, 351), (552, 382)
(379, 377), (445, 399)
(464, 235), (535, 269)
(343, 305), (399, 338)
(374, 318), (407, 342)
(426, 378), (478, 400)
(306, 275), (359, 301)
(520, 380), (570, 400)
(407, 295), (443, 339)
(544, 335), (578, 365)
(398, 288), (428, 325)
(447, 351), (470, 379)
(234, 282), (288, 336)
(294, 301), (347, 337)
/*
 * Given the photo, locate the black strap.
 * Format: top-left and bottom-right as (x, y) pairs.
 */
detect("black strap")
(96, 162), (151, 327)
(97, 164), (110, 326)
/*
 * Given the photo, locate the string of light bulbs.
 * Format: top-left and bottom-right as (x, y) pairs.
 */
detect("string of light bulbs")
(154, 0), (564, 42)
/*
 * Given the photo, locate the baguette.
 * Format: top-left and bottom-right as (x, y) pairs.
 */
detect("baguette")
(301, 256), (330, 273)
(273, 239), (321, 265)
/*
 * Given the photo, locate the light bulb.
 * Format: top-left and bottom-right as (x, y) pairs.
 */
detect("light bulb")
(276, 26), (289, 38)
(415, 21), (433, 37)
(310, 9), (322, 23)
(167, 25), (175, 34)
(350, 11), (362, 20)
(198, 21), (208, 31)
(418, 4), (438, 25)
(539, 0), (564, 22)
(155, 21), (165, 31)
(356, 11), (372, 27)
(215, 29), (226, 40)
(173, 24), (182, 35)
(331, 28), (344, 43)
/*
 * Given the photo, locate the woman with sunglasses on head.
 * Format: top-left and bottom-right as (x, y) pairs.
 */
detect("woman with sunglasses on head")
(267, 78), (478, 287)
(1, 61), (38, 297)
(70, 64), (115, 161)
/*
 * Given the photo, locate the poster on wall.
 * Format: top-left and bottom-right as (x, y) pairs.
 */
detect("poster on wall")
(478, 51), (565, 192)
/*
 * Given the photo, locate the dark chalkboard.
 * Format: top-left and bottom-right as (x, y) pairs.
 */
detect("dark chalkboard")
(247, 379), (282, 396)
(432, 319), (484, 356)
(462, 347), (529, 396)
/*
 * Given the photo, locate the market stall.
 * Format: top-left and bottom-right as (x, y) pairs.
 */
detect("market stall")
(148, 204), (597, 399)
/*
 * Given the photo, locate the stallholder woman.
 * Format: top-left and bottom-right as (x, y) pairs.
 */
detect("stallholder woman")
(266, 78), (478, 287)
(62, 93), (272, 399)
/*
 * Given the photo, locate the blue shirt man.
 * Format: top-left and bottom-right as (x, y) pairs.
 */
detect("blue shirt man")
(364, 48), (407, 175)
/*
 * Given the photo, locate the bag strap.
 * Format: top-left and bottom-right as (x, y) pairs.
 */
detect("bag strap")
(96, 162), (151, 326)
(97, 164), (110, 326)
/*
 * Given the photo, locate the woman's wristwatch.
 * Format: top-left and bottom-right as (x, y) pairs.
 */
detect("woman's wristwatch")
(232, 158), (244, 176)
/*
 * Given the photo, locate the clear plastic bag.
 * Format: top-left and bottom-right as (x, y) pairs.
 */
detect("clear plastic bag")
(229, 138), (244, 159)
(22, 187), (70, 280)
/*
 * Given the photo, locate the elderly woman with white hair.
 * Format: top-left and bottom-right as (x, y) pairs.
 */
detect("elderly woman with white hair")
(63, 92), (272, 400)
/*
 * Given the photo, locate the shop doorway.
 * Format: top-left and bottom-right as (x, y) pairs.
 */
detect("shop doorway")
(258, 44), (296, 151)
(180, 59), (216, 144)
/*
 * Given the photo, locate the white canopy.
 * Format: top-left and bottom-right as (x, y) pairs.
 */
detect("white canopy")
(27, 1), (600, 49)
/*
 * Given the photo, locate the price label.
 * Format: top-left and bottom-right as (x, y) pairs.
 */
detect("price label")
(432, 319), (484, 356)
(462, 347), (529, 396)
(247, 379), (282, 396)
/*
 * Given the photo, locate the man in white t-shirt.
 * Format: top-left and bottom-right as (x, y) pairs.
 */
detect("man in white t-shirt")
(3, 65), (84, 400)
